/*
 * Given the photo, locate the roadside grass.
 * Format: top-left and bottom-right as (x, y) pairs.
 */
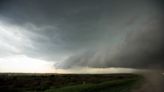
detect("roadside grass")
(45, 76), (143, 92)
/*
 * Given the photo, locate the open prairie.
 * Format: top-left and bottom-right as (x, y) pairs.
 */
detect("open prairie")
(0, 73), (143, 92)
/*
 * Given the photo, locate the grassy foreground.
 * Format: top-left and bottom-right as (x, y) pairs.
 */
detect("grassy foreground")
(0, 73), (143, 92)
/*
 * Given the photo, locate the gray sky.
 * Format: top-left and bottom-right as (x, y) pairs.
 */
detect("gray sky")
(0, 0), (164, 72)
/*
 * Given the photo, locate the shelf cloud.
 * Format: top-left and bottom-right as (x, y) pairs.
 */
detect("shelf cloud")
(0, 0), (163, 71)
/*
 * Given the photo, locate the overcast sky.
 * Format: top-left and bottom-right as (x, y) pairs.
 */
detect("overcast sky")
(0, 0), (163, 73)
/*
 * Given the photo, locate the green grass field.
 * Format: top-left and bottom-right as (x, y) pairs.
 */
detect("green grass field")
(0, 73), (143, 92)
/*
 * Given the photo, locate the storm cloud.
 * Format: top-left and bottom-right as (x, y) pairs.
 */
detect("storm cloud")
(0, 0), (164, 70)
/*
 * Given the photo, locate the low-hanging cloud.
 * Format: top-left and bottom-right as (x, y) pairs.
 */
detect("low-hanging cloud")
(56, 19), (164, 69)
(0, 0), (163, 70)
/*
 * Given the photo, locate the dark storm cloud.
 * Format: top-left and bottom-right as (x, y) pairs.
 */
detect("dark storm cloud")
(1, 0), (114, 60)
(57, 17), (164, 69)
(0, 0), (163, 69)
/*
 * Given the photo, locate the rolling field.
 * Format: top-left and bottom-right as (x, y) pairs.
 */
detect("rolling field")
(0, 73), (143, 92)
